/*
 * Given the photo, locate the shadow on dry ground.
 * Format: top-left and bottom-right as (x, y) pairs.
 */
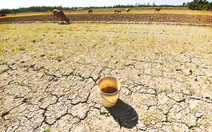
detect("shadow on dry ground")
(106, 99), (138, 128)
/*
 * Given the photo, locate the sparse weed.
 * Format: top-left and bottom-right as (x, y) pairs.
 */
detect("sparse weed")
(44, 128), (51, 132)
(131, 116), (138, 121)
(77, 90), (80, 96)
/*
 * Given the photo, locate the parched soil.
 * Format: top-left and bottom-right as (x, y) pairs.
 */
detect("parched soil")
(0, 14), (212, 25)
(1, 22), (212, 131)
(1, 15), (212, 131)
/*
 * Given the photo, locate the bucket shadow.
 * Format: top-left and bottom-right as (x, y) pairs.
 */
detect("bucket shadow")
(105, 99), (138, 128)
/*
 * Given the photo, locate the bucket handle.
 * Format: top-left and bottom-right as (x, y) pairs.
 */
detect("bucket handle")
(100, 93), (116, 105)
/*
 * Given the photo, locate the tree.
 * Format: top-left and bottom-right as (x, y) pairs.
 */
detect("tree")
(187, 0), (211, 10)
(206, 2), (212, 9)
(153, 2), (156, 6)
(138, 3), (141, 7)
(183, 2), (186, 6)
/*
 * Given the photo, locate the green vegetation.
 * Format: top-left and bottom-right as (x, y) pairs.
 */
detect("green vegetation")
(187, 0), (212, 10)
(0, 5), (68, 15)
(44, 128), (51, 132)
(131, 116), (138, 121)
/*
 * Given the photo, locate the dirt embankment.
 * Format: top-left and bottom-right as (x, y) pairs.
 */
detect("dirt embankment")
(0, 14), (212, 25)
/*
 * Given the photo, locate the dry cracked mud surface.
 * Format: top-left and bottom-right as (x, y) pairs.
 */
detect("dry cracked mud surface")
(0, 23), (212, 131)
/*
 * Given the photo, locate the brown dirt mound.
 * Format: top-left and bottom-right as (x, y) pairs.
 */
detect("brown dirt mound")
(0, 14), (212, 25)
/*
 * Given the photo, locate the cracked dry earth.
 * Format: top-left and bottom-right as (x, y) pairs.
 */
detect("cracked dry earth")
(0, 23), (212, 132)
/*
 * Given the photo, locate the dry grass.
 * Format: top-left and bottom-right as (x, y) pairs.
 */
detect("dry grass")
(1, 23), (212, 61)
(1, 23), (212, 79)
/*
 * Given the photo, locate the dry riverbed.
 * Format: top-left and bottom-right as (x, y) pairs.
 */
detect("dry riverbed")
(0, 23), (212, 131)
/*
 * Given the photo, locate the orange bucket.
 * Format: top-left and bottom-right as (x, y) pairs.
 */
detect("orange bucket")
(97, 77), (121, 107)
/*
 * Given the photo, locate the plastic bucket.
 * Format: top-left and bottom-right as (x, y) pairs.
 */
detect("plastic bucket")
(97, 77), (121, 107)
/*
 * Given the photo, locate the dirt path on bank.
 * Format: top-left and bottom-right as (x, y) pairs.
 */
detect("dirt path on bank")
(0, 14), (212, 25)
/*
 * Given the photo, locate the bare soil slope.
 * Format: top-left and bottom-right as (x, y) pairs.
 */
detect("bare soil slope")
(1, 14), (212, 25)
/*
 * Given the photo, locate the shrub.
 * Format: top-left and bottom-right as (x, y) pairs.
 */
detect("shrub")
(206, 2), (212, 10)
(187, 0), (212, 10)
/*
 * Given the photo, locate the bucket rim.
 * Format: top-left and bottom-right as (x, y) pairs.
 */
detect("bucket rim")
(97, 77), (121, 96)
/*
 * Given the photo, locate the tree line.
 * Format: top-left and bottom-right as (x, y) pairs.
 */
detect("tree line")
(0, 0), (212, 15)
(0, 4), (184, 14)
(0, 5), (72, 14)
(187, 0), (212, 10)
